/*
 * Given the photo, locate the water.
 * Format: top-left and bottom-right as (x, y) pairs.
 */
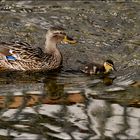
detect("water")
(0, 1), (140, 140)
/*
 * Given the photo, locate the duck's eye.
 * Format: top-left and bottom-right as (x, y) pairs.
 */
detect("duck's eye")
(59, 32), (66, 35)
(53, 32), (65, 36)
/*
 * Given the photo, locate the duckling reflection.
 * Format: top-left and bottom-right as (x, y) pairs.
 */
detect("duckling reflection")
(102, 75), (116, 86)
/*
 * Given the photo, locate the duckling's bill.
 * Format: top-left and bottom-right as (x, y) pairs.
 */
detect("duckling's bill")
(62, 36), (77, 44)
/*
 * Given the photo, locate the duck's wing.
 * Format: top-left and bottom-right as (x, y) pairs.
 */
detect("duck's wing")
(0, 41), (47, 70)
(0, 41), (43, 62)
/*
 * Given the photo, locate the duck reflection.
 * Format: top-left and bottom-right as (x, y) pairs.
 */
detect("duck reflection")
(43, 73), (65, 100)
(0, 71), (84, 109)
(42, 73), (85, 105)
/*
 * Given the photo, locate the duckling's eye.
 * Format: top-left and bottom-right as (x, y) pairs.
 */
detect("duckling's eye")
(107, 63), (113, 67)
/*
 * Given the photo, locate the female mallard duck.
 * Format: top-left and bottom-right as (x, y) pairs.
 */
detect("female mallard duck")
(81, 59), (116, 75)
(0, 26), (76, 71)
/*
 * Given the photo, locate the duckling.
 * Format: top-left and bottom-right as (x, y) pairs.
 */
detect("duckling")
(81, 59), (116, 75)
(0, 26), (76, 71)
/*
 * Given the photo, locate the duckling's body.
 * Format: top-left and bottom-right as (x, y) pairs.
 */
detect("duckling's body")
(0, 27), (76, 71)
(81, 60), (115, 75)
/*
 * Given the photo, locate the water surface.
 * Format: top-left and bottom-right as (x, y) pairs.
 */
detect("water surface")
(0, 1), (140, 140)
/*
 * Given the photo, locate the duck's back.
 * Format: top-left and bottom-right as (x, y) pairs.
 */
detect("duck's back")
(0, 41), (58, 71)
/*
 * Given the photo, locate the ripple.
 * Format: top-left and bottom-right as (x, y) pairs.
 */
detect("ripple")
(105, 87), (126, 92)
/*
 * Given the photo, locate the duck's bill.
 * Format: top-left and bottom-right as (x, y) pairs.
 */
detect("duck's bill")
(62, 36), (77, 44)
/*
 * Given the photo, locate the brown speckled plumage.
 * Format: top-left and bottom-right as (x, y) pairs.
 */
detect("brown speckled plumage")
(81, 60), (115, 75)
(0, 27), (76, 71)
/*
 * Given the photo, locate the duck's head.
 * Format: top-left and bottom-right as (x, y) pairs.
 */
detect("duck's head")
(46, 26), (77, 44)
(103, 59), (116, 73)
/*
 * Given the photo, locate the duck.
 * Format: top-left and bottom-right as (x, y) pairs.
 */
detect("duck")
(0, 26), (77, 71)
(80, 59), (116, 75)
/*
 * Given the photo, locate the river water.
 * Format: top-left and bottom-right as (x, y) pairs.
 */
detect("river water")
(0, 1), (140, 140)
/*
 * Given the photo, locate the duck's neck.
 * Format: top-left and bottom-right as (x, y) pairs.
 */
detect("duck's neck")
(44, 37), (62, 62)
(44, 37), (55, 52)
(44, 37), (58, 54)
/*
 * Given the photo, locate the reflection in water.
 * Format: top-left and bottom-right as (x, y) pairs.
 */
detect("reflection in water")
(0, 71), (139, 139)
(43, 75), (65, 100)
(102, 75), (116, 86)
(86, 100), (140, 139)
(0, 0), (140, 138)
(0, 72), (86, 139)
(0, 72), (85, 109)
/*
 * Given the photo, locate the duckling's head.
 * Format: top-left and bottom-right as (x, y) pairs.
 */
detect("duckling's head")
(46, 26), (77, 44)
(103, 59), (116, 73)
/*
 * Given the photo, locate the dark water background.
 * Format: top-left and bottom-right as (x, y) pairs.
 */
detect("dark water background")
(0, 1), (140, 140)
